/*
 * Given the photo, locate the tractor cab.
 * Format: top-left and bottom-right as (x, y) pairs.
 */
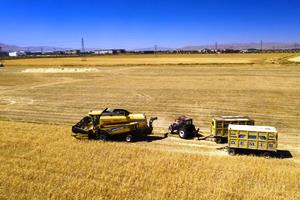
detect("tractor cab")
(177, 116), (193, 125)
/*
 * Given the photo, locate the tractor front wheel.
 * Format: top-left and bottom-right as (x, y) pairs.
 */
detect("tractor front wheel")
(168, 125), (175, 134)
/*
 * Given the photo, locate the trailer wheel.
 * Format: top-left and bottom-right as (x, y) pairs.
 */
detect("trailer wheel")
(263, 152), (272, 158)
(215, 137), (223, 144)
(178, 128), (188, 139)
(125, 134), (134, 142)
(228, 148), (236, 156)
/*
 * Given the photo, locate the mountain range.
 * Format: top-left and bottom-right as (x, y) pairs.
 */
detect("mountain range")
(0, 43), (68, 52)
(137, 42), (299, 51)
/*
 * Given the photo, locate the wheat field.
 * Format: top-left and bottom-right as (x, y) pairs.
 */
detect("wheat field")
(1, 120), (299, 200)
(0, 53), (300, 199)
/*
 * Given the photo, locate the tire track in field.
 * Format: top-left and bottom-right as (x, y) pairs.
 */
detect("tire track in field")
(0, 77), (85, 95)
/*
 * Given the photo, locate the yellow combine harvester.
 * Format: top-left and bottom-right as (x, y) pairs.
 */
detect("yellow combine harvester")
(227, 124), (278, 157)
(72, 108), (157, 142)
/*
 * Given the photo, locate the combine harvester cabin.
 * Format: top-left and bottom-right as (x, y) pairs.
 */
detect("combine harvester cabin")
(210, 116), (254, 143)
(227, 125), (278, 157)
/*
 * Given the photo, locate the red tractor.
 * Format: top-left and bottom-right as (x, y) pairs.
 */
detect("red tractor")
(168, 116), (199, 139)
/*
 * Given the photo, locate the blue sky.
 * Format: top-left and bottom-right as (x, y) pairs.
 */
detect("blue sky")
(1, 0), (299, 49)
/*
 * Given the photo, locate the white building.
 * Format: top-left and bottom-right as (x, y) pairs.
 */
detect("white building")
(94, 50), (114, 55)
(9, 51), (26, 57)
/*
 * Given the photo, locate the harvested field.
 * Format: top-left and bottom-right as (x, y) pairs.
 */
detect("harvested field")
(0, 54), (300, 199)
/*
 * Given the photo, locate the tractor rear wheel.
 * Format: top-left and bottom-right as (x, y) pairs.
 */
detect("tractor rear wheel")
(178, 128), (188, 139)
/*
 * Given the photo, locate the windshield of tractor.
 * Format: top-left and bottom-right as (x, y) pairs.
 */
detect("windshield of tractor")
(185, 119), (193, 125)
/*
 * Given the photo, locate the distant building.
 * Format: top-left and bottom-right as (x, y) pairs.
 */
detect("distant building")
(65, 50), (80, 55)
(94, 50), (113, 55)
(221, 49), (241, 53)
(9, 51), (27, 57)
(28, 51), (43, 56)
(199, 48), (214, 53)
(41, 51), (56, 55)
(241, 49), (259, 53)
(139, 50), (155, 54)
(94, 49), (126, 55)
(53, 51), (65, 55)
(113, 49), (126, 54)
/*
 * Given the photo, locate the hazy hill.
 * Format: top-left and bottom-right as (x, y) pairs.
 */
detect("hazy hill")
(0, 43), (68, 52)
(181, 42), (298, 50)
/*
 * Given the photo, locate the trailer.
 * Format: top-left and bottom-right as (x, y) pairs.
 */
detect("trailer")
(227, 124), (278, 157)
(210, 116), (254, 143)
